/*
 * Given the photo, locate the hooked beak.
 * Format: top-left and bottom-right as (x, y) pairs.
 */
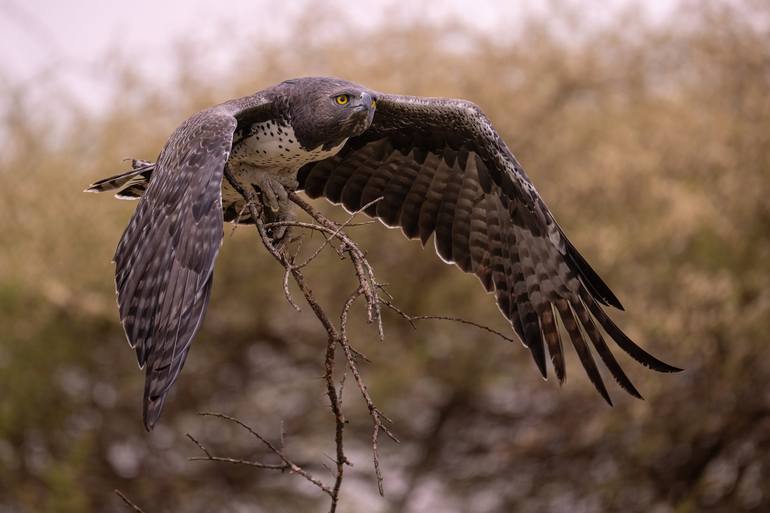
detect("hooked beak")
(343, 91), (377, 136)
(361, 91), (376, 110)
(351, 92), (375, 110)
(355, 91), (376, 126)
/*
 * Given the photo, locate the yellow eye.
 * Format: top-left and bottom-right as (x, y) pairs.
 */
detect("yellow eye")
(371, 98), (377, 108)
(335, 94), (349, 105)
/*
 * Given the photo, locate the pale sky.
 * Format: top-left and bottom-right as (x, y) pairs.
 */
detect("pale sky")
(0, 0), (677, 115)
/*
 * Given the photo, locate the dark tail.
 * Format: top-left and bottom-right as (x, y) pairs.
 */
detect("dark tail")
(84, 159), (155, 199)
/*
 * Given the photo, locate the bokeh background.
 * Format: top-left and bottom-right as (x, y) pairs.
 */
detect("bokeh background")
(1, 0), (769, 511)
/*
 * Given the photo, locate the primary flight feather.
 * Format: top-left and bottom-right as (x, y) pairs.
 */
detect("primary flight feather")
(86, 76), (680, 429)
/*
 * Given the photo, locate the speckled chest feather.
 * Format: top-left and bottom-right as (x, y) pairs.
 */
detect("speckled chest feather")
(222, 118), (348, 205)
(228, 119), (347, 172)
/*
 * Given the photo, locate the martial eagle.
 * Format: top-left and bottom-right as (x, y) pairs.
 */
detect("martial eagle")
(86, 77), (680, 429)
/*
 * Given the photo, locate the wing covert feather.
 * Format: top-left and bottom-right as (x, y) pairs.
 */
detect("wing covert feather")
(298, 93), (680, 400)
(114, 109), (236, 429)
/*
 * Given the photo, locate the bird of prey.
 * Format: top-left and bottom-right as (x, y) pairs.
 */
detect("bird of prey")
(86, 76), (680, 429)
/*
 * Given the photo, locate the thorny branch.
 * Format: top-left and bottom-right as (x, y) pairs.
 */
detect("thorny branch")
(183, 169), (396, 513)
(174, 168), (512, 513)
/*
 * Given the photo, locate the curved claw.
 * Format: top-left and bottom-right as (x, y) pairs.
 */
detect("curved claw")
(253, 174), (295, 248)
(267, 208), (295, 250)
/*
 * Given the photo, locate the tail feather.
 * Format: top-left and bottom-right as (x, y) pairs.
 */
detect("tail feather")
(115, 175), (151, 199)
(84, 160), (155, 197)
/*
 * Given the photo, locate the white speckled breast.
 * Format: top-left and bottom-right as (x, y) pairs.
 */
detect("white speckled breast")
(228, 119), (347, 170)
(222, 119), (347, 205)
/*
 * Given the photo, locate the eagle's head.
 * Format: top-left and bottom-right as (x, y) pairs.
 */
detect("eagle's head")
(279, 77), (377, 151)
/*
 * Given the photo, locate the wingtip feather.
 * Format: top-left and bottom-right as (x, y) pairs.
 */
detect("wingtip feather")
(572, 298), (644, 399)
(555, 300), (612, 405)
(564, 237), (625, 310)
(577, 288), (681, 373)
(143, 402), (161, 431)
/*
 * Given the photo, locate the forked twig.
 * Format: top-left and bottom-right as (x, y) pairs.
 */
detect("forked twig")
(192, 412), (333, 494)
(186, 432), (287, 470)
(287, 192), (384, 341)
(192, 169), (394, 512)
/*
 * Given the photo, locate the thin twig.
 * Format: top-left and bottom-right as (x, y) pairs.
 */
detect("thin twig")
(114, 489), (147, 513)
(380, 297), (515, 343)
(339, 289), (399, 496)
(198, 412), (333, 495)
(186, 432), (212, 458)
(324, 316), (347, 510)
(281, 238), (304, 312)
(228, 202), (251, 238)
(186, 433), (286, 470)
(287, 192), (384, 341)
(280, 196), (382, 270)
(411, 315), (514, 343)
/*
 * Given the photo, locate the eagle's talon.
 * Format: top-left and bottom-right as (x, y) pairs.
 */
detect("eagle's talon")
(266, 224), (291, 251)
(252, 173), (293, 247)
(131, 158), (152, 170)
(260, 189), (294, 249)
(254, 173), (291, 214)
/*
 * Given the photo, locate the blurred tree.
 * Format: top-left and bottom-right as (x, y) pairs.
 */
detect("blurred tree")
(0, 1), (768, 512)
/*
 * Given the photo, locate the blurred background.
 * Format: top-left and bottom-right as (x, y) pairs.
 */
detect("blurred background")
(1, 0), (769, 511)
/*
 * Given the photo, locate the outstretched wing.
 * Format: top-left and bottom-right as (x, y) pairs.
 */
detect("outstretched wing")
(114, 97), (273, 429)
(299, 94), (680, 401)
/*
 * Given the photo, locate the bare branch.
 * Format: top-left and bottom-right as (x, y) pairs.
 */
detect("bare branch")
(287, 192), (384, 341)
(217, 167), (393, 512)
(108, 160), (513, 511)
(412, 315), (514, 343)
(339, 290), (398, 496)
(380, 297), (515, 343)
(114, 489), (147, 513)
(100, 159), (520, 512)
(196, 412), (333, 496)
(186, 433), (286, 470)
(186, 432), (212, 458)
(280, 196), (382, 270)
(281, 240), (303, 312)
(324, 313), (347, 510)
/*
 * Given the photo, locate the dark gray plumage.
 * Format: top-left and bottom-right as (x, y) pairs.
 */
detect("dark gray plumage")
(86, 76), (680, 429)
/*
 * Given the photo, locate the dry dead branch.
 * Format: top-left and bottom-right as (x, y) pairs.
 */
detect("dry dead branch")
(172, 167), (509, 513)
